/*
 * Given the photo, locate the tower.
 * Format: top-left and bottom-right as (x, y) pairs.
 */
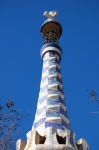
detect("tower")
(16, 11), (89, 150)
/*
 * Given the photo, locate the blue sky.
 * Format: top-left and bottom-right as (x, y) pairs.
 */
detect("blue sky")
(0, 0), (99, 149)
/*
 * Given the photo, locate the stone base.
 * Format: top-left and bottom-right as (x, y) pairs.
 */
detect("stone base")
(16, 128), (89, 150)
(16, 139), (26, 150)
(16, 128), (78, 150)
(31, 144), (77, 150)
(76, 138), (89, 150)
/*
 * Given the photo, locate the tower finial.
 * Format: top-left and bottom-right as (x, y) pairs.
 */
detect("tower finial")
(41, 10), (62, 44)
(43, 10), (58, 22)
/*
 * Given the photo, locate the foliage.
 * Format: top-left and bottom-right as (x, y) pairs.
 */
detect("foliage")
(0, 99), (22, 150)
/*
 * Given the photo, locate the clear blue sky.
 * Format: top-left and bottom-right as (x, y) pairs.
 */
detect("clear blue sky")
(0, 0), (99, 149)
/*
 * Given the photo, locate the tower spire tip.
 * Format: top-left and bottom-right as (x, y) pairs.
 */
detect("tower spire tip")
(43, 10), (59, 22)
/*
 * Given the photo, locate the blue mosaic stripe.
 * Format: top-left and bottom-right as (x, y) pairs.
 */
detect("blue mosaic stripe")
(47, 100), (66, 112)
(33, 118), (46, 129)
(37, 106), (46, 116)
(58, 87), (64, 94)
(38, 95), (47, 104)
(48, 79), (61, 85)
(47, 99), (60, 105)
(48, 90), (59, 95)
(41, 43), (62, 56)
(62, 119), (70, 130)
(50, 59), (60, 64)
(60, 107), (69, 119)
(41, 76), (48, 82)
(49, 61), (60, 66)
(59, 96), (65, 103)
(40, 86), (48, 92)
(48, 70), (61, 76)
(55, 67), (61, 73)
(41, 72), (62, 82)
(45, 122), (63, 130)
(46, 110), (60, 117)
(56, 75), (62, 82)
(70, 131), (75, 147)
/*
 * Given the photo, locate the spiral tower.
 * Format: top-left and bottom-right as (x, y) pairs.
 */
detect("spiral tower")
(16, 11), (89, 150)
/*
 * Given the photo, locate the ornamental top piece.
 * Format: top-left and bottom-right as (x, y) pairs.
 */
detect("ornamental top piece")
(43, 10), (59, 22)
